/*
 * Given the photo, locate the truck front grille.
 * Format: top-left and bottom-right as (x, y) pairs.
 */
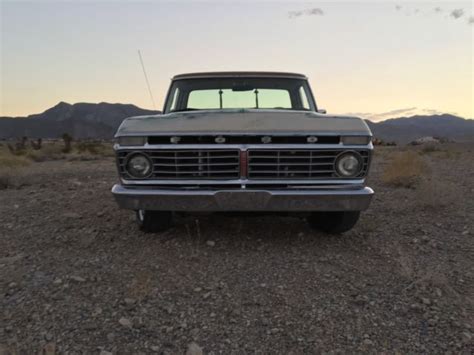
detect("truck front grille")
(118, 150), (240, 179)
(247, 149), (370, 179)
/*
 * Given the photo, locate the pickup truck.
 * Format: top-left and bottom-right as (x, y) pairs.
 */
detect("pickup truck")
(112, 71), (374, 234)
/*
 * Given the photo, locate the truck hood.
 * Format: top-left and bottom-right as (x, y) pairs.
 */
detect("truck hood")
(115, 109), (371, 136)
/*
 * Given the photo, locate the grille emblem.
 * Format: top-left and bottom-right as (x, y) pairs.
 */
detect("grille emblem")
(240, 150), (248, 178)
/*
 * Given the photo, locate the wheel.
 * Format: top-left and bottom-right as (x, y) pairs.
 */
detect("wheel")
(307, 211), (360, 234)
(136, 210), (173, 233)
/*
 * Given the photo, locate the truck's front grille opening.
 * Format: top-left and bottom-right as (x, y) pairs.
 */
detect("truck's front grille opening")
(118, 149), (240, 179)
(247, 149), (370, 179)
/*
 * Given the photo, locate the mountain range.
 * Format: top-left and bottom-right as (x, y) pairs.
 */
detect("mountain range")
(1, 102), (473, 143)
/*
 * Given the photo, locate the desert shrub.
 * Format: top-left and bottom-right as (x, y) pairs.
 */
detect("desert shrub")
(62, 133), (73, 153)
(25, 144), (65, 162)
(420, 144), (442, 154)
(382, 151), (428, 188)
(0, 171), (12, 190)
(75, 141), (112, 156)
(0, 149), (30, 168)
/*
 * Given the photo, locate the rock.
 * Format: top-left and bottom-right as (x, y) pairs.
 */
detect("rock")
(63, 212), (82, 219)
(186, 342), (203, 355)
(99, 351), (113, 355)
(421, 297), (431, 305)
(194, 287), (202, 292)
(106, 333), (115, 341)
(124, 298), (136, 305)
(462, 332), (472, 341)
(150, 345), (160, 352)
(206, 240), (216, 247)
(43, 342), (56, 355)
(70, 276), (86, 283)
(53, 278), (62, 285)
(119, 317), (132, 328)
(363, 338), (373, 346)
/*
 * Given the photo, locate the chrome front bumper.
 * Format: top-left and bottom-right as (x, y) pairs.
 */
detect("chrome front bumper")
(112, 185), (374, 212)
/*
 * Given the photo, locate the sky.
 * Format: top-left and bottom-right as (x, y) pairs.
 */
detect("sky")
(0, 0), (473, 121)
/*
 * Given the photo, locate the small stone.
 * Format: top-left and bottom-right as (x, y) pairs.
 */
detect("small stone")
(53, 278), (62, 285)
(462, 332), (472, 341)
(194, 287), (202, 292)
(8, 282), (17, 288)
(124, 298), (136, 305)
(363, 339), (373, 346)
(421, 297), (431, 305)
(107, 333), (115, 341)
(186, 342), (203, 355)
(45, 332), (53, 341)
(100, 351), (113, 355)
(150, 345), (160, 352)
(206, 240), (216, 247)
(119, 317), (132, 328)
(70, 276), (86, 282)
(202, 292), (211, 300)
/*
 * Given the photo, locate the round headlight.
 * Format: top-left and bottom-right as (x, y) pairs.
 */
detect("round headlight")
(125, 153), (152, 178)
(335, 151), (362, 177)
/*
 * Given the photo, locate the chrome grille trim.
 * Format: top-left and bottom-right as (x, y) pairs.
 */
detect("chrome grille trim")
(248, 149), (370, 179)
(118, 149), (240, 180)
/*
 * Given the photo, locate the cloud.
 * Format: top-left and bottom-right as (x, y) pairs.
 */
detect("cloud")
(434, 7), (442, 13)
(288, 8), (324, 19)
(342, 108), (459, 121)
(468, 16), (474, 25)
(395, 5), (402, 11)
(450, 9), (464, 19)
(343, 107), (418, 121)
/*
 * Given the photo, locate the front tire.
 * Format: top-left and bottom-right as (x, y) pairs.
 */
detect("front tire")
(136, 210), (173, 233)
(307, 211), (360, 234)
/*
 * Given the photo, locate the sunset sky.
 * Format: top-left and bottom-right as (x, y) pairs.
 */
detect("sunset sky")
(1, 0), (473, 121)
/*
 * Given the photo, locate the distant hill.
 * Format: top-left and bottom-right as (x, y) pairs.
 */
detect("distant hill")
(0, 102), (160, 139)
(366, 114), (474, 144)
(1, 103), (473, 143)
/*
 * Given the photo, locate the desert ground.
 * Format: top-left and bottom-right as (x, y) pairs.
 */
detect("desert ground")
(0, 143), (473, 354)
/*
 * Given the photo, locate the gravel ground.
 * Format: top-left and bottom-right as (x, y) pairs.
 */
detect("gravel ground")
(1, 144), (473, 354)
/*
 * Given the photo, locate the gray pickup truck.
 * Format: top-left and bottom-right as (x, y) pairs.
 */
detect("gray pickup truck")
(112, 72), (374, 234)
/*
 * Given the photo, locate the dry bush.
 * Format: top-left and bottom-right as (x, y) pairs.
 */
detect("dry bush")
(382, 151), (428, 188)
(25, 144), (66, 162)
(74, 141), (113, 156)
(0, 148), (30, 168)
(420, 144), (442, 154)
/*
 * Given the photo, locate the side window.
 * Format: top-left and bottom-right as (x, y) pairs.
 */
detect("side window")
(169, 88), (180, 111)
(299, 86), (310, 110)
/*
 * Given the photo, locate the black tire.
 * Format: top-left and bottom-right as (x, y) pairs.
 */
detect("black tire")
(136, 210), (173, 233)
(307, 211), (360, 234)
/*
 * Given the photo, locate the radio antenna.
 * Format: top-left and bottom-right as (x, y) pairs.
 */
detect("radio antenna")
(137, 50), (156, 110)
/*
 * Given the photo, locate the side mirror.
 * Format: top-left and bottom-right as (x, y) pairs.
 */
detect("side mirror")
(317, 109), (327, 114)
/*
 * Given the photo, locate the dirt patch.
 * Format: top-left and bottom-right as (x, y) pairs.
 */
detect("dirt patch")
(0, 144), (473, 353)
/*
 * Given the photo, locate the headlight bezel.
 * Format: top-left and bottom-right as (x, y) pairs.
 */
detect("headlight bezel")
(124, 152), (153, 179)
(334, 150), (364, 178)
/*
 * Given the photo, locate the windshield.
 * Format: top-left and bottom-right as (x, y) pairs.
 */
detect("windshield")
(164, 77), (316, 113)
